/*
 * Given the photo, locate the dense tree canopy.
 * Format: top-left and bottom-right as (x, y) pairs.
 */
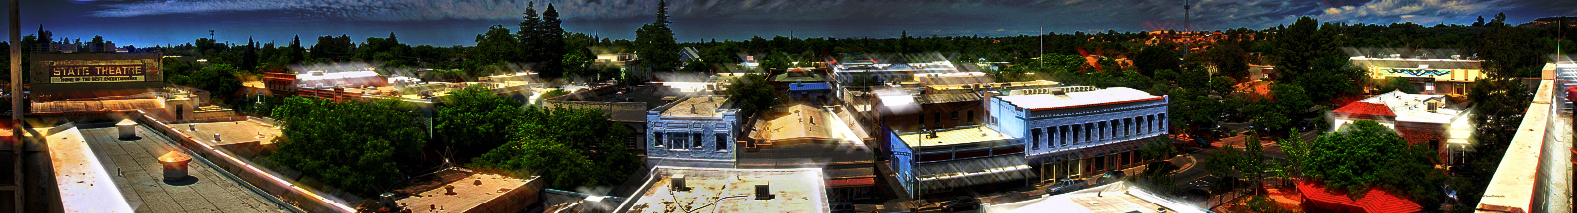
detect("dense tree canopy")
(269, 97), (427, 195)
(437, 85), (526, 164)
(471, 106), (640, 189)
(190, 63), (243, 102)
(725, 73), (776, 118)
(1295, 120), (1445, 206)
(635, 0), (679, 72)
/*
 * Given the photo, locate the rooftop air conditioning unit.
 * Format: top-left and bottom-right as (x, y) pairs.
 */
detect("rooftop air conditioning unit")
(671, 174), (687, 191)
(755, 183), (775, 200)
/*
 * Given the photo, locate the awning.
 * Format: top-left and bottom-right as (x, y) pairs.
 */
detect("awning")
(914, 155), (1033, 193)
(827, 178), (877, 188)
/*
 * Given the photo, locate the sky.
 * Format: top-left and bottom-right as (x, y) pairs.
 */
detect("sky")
(0, 0), (1574, 47)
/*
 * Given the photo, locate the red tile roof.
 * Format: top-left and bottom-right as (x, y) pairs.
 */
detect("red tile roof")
(1297, 181), (1422, 213)
(1333, 102), (1397, 120)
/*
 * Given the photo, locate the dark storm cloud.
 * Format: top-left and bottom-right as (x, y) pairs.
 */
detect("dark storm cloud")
(9, 0), (1570, 46)
(87, 0), (1541, 29)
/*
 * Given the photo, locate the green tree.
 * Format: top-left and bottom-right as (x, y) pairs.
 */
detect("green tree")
(1299, 120), (1445, 206)
(241, 38), (258, 72)
(634, 0), (679, 71)
(1273, 16), (1341, 82)
(269, 97), (427, 195)
(287, 35), (306, 64)
(471, 106), (639, 189)
(437, 85), (525, 164)
(1375, 77), (1420, 94)
(726, 73), (776, 118)
(309, 35), (355, 62)
(536, 89), (568, 104)
(472, 25), (524, 74)
(190, 63), (243, 102)
(1134, 45), (1181, 76)
(537, 3), (566, 78)
(1271, 83), (1314, 118)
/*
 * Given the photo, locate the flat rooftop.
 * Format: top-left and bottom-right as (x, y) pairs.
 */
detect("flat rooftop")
(185, 120), (282, 146)
(396, 173), (537, 212)
(897, 125), (1014, 147)
(1359, 90), (1465, 124)
(984, 182), (1206, 213)
(74, 125), (287, 212)
(995, 87), (1161, 111)
(757, 104), (831, 141)
(619, 167), (828, 213)
(660, 96), (732, 118)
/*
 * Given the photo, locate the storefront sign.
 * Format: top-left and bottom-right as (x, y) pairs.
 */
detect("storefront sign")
(49, 65), (147, 83)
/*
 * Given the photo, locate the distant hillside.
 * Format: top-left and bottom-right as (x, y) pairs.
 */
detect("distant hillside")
(1518, 16), (1577, 28)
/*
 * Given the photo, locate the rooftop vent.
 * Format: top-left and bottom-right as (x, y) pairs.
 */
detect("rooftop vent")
(755, 184), (775, 200)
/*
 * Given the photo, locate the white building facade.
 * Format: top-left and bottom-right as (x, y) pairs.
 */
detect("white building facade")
(987, 87), (1169, 182)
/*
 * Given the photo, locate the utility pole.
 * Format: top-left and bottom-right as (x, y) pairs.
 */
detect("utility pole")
(1040, 27), (1044, 67)
(8, 0), (23, 211)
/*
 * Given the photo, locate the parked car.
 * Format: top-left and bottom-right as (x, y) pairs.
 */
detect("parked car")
(1045, 179), (1086, 195)
(938, 196), (980, 212)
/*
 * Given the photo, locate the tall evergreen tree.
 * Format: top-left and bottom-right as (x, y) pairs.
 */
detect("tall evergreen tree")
(242, 37), (258, 72)
(539, 3), (566, 78)
(517, 1), (542, 65)
(634, 0), (679, 71)
(288, 35), (305, 64)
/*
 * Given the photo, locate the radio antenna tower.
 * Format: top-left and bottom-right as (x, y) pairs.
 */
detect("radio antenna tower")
(1184, 0), (1191, 56)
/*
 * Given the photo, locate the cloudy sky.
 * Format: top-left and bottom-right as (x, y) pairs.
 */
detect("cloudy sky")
(2, 0), (1574, 47)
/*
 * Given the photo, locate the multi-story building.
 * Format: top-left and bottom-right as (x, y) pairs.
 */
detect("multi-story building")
(1350, 55), (1485, 95)
(881, 86), (1168, 198)
(1331, 90), (1470, 169)
(646, 96), (741, 168)
(987, 87), (1169, 182)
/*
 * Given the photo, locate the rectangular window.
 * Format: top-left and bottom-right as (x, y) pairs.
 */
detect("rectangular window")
(1098, 121), (1107, 141)
(654, 132), (664, 148)
(1159, 113), (1166, 132)
(1071, 125), (1080, 145)
(670, 133), (683, 149)
(1031, 128), (1042, 150)
(692, 133), (704, 150)
(1048, 127), (1057, 148)
(1124, 118), (1133, 137)
(1084, 123), (1094, 143)
(716, 134), (729, 151)
(952, 111), (959, 120)
(1058, 126), (1068, 146)
(1147, 115), (1156, 133)
(1110, 120), (1119, 139)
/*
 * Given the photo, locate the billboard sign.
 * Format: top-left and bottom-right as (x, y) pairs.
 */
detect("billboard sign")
(29, 53), (164, 99)
(47, 62), (150, 83)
